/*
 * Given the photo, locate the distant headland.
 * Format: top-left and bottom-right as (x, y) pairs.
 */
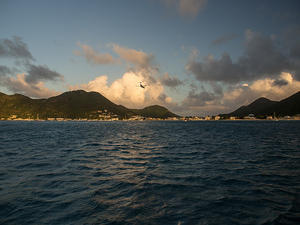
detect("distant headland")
(0, 90), (299, 121)
(219, 91), (300, 120)
(0, 90), (178, 121)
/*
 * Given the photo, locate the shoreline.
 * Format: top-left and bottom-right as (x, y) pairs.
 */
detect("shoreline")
(1, 118), (300, 122)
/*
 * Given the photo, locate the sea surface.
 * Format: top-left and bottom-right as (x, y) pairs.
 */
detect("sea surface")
(0, 121), (300, 225)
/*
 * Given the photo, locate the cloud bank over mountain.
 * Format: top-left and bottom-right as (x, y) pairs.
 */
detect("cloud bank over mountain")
(69, 70), (170, 109)
(71, 44), (172, 108)
(0, 37), (63, 98)
(181, 28), (300, 115)
(1, 27), (299, 115)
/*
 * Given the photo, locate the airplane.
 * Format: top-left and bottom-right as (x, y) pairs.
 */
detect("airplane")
(138, 81), (147, 89)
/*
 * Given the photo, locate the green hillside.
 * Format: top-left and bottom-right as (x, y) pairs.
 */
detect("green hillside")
(0, 90), (178, 119)
(134, 105), (178, 118)
(221, 91), (300, 118)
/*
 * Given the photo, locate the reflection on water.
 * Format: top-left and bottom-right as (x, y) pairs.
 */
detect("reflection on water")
(0, 121), (300, 224)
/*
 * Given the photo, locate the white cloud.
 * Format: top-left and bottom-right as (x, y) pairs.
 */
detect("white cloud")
(70, 70), (171, 108)
(71, 42), (173, 109)
(249, 72), (299, 99)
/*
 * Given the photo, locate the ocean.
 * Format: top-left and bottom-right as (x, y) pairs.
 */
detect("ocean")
(0, 121), (300, 225)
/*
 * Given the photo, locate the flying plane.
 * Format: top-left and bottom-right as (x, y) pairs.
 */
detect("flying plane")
(138, 81), (147, 89)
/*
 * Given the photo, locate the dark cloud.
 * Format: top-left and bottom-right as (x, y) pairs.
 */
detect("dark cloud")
(0, 65), (12, 77)
(0, 36), (34, 61)
(1, 74), (57, 98)
(0, 37), (64, 98)
(25, 64), (64, 84)
(210, 82), (223, 95)
(283, 26), (300, 80)
(211, 33), (238, 46)
(158, 93), (169, 103)
(0, 66), (10, 88)
(0, 36), (63, 85)
(272, 79), (288, 86)
(284, 26), (300, 58)
(240, 30), (289, 76)
(0, 64), (63, 97)
(187, 29), (296, 83)
(182, 90), (217, 107)
(161, 73), (183, 87)
(0, 64), (64, 85)
(186, 53), (245, 83)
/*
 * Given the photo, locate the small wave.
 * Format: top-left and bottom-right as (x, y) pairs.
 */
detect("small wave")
(1, 121), (300, 224)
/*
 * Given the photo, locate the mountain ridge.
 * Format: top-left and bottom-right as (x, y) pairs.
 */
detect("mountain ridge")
(0, 90), (179, 119)
(221, 91), (300, 118)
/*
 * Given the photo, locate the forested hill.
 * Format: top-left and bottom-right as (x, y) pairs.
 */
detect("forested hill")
(0, 90), (178, 119)
(221, 91), (300, 118)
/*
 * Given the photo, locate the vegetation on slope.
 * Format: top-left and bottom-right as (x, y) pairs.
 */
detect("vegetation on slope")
(221, 91), (300, 118)
(0, 90), (178, 119)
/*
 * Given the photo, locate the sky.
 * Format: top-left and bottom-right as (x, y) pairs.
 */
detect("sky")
(1, 0), (300, 116)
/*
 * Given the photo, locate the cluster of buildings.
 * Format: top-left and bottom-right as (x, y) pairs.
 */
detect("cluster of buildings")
(2, 112), (300, 121)
(183, 114), (300, 121)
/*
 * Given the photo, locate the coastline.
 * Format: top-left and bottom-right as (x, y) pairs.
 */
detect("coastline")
(1, 118), (300, 122)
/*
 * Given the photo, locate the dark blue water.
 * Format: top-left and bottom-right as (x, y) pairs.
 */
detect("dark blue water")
(0, 121), (300, 225)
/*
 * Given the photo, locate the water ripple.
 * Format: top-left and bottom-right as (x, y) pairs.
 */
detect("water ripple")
(0, 121), (300, 224)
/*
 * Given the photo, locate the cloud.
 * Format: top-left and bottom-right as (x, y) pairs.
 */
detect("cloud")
(70, 70), (171, 108)
(0, 36), (34, 62)
(158, 93), (173, 104)
(74, 43), (154, 70)
(284, 26), (300, 58)
(72, 43), (174, 109)
(241, 29), (289, 76)
(178, 0), (207, 17)
(160, 73), (183, 87)
(186, 52), (245, 83)
(211, 33), (238, 46)
(283, 26), (300, 80)
(182, 28), (300, 115)
(163, 0), (207, 18)
(272, 79), (288, 87)
(25, 64), (64, 84)
(0, 65), (13, 77)
(1, 73), (58, 98)
(220, 72), (300, 112)
(248, 72), (297, 98)
(182, 90), (217, 107)
(0, 64), (64, 97)
(179, 72), (300, 115)
(0, 36), (65, 97)
(186, 29), (295, 83)
(75, 43), (116, 65)
(112, 44), (154, 70)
